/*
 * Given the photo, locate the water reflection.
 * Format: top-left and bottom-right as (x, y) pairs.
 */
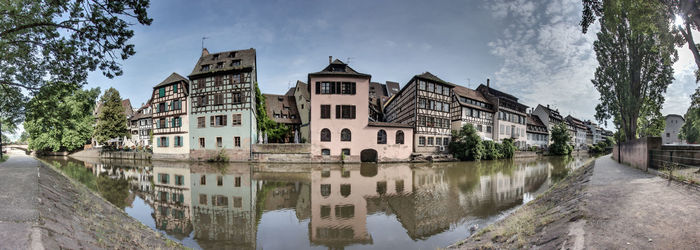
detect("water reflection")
(41, 155), (590, 249)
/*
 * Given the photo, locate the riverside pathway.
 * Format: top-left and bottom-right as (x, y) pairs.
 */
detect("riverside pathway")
(0, 149), (43, 249)
(582, 156), (700, 249)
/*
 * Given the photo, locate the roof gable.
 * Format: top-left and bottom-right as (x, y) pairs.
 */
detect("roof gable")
(189, 48), (256, 77)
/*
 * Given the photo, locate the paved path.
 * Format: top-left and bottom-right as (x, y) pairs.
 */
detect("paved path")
(0, 149), (43, 250)
(583, 156), (700, 249)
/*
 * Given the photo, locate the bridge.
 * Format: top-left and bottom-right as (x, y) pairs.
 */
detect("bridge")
(3, 144), (30, 154)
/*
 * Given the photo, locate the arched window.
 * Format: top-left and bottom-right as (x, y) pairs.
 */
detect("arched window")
(396, 130), (404, 144)
(340, 184), (351, 197)
(341, 129), (351, 141)
(321, 128), (331, 142)
(377, 130), (387, 144)
(321, 184), (331, 197)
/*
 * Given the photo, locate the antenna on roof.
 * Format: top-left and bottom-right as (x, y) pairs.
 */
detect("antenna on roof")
(346, 57), (354, 64)
(201, 36), (209, 49)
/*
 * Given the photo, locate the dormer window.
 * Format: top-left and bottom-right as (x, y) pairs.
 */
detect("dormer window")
(231, 60), (241, 66)
(278, 96), (284, 101)
(228, 52), (236, 58)
(216, 62), (223, 69)
(212, 54), (219, 60)
(330, 65), (345, 72)
(201, 64), (210, 71)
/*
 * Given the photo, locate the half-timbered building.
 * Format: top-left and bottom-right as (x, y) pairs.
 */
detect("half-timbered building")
(477, 80), (529, 149)
(309, 58), (413, 162)
(384, 72), (455, 154)
(187, 48), (258, 161)
(262, 93), (301, 143)
(532, 104), (565, 145)
(565, 115), (588, 149)
(526, 114), (548, 149)
(151, 73), (190, 159)
(129, 102), (152, 147)
(451, 85), (496, 140)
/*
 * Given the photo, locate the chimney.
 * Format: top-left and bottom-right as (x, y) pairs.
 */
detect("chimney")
(487, 78), (490, 88)
(201, 48), (209, 57)
(547, 104), (550, 110)
(329, 56), (332, 64)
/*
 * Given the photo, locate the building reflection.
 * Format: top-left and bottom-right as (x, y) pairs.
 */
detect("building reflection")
(152, 161), (193, 238)
(309, 164), (413, 248)
(188, 162), (257, 250)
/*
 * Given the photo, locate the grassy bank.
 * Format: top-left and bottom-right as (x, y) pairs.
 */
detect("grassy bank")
(451, 158), (596, 249)
(0, 155), (8, 163)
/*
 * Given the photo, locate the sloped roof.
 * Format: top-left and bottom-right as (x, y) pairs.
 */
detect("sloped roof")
(263, 94), (301, 124)
(295, 80), (309, 100)
(566, 115), (588, 129)
(415, 72), (455, 87)
(537, 104), (563, 122)
(308, 59), (371, 78)
(527, 114), (549, 134)
(386, 81), (400, 97)
(453, 85), (494, 112)
(155, 72), (188, 88)
(129, 104), (152, 121)
(189, 48), (256, 78)
(477, 84), (518, 102)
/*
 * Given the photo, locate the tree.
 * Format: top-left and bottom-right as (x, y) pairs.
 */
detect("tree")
(550, 122), (574, 155)
(94, 88), (128, 145)
(18, 131), (28, 144)
(680, 88), (700, 143)
(254, 82), (290, 141)
(24, 82), (100, 152)
(584, 0), (679, 142)
(637, 108), (666, 137)
(449, 124), (483, 161)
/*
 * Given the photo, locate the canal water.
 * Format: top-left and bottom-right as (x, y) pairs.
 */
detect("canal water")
(40, 155), (591, 249)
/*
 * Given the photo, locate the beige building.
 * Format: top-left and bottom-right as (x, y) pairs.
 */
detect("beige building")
(151, 73), (190, 159)
(292, 80), (311, 143)
(477, 80), (528, 149)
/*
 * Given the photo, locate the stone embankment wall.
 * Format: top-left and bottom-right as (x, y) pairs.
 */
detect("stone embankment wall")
(514, 151), (537, 158)
(612, 137), (662, 171)
(252, 143), (312, 162)
(649, 144), (700, 169)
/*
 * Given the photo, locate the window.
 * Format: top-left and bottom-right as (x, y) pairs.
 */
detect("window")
(212, 115), (227, 127)
(443, 87), (450, 96)
(418, 80), (426, 90)
(341, 82), (356, 94)
(377, 130), (387, 144)
(336, 105), (356, 119)
(377, 181), (387, 195)
(436, 85), (443, 95)
(159, 103), (165, 113)
(321, 184), (331, 197)
(444, 138), (449, 145)
(235, 177), (241, 187)
(174, 136), (182, 147)
(396, 180), (405, 193)
(173, 84), (178, 93)
(418, 116), (426, 126)
(319, 82), (332, 94)
(419, 136), (426, 146)
(232, 92), (242, 104)
(418, 98), (426, 109)
(175, 175), (184, 186)
(500, 125), (505, 135)
(487, 126), (492, 133)
(477, 124), (483, 132)
(201, 65), (210, 71)
(321, 149), (330, 155)
(158, 173), (169, 184)
(216, 137), (222, 148)
(320, 129), (331, 142)
(321, 206), (331, 218)
(396, 130), (404, 144)
(217, 176), (223, 186)
(428, 82), (434, 92)
(234, 136), (241, 147)
(233, 197), (242, 208)
(427, 137), (434, 145)
(231, 60), (241, 66)
(198, 117), (206, 128)
(158, 137), (168, 147)
(214, 93), (224, 105)
(199, 194), (207, 205)
(199, 137), (205, 148)
(212, 195), (228, 206)
(341, 129), (351, 141)
(340, 184), (351, 197)
(198, 95), (207, 107)
(436, 137), (442, 145)
(341, 148), (350, 156)
(320, 105), (331, 119)
(200, 175), (206, 185)
(232, 114), (242, 126)
(335, 205), (355, 219)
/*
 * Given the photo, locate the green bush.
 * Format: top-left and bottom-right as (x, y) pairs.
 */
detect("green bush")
(449, 124), (484, 161)
(500, 138), (516, 158)
(482, 140), (502, 160)
(550, 122), (573, 155)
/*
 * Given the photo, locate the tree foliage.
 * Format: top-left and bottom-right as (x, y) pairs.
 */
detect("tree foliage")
(680, 88), (700, 143)
(481, 140), (502, 160)
(254, 82), (289, 141)
(93, 87), (128, 145)
(550, 122), (574, 155)
(0, 0), (152, 91)
(585, 0), (680, 142)
(24, 82), (99, 152)
(449, 124), (484, 161)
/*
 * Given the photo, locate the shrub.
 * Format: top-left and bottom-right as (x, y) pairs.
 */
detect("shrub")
(500, 138), (516, 158)
(550, 122), (573, 155)
(482, 141), (502, 160)
(449, 124), (484, 161)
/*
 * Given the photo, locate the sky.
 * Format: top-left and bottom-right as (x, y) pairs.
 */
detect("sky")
(82, 0), (697, 132)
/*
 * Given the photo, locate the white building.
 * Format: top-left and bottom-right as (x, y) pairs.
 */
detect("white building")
(663, 114), (685, 144)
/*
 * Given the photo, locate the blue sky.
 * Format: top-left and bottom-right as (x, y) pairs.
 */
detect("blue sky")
(85, 0), (698, 131)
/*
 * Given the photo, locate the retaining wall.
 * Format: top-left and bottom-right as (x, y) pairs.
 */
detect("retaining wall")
(612, 137), (662, 171)
(649, 144), (700, 168)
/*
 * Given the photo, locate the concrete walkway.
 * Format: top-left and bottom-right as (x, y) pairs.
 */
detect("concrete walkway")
(583, 156), (700, 249)
(0, 149), (43, 250)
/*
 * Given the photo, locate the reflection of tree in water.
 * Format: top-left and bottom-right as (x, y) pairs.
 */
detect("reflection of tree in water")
(54, 161), (98, 190)
(549, 155), (574, 183)
(96, 173), (130, 209)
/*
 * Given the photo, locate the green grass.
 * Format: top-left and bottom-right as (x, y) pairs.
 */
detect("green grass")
(0, 155), (8, 163)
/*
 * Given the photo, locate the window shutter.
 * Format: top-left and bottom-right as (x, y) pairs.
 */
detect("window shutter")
(223, 115), (227, 126)
(210, 116), (215, 126)
(335, 82), (341, 94)
(172, 118), (176, 128)
(351, 106), (356, 118)
(157, 138), (161, 147)
(166, 137), (169, 147)
(336, 105), (341, 119)
(351, 83), (356, 94)
(178, 117), (182, 127)
(315, 82), (320, 94)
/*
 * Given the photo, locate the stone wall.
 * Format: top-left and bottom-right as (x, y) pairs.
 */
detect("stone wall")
(612, 137), (662, 171)
(649, 144), (700, 169)
(252, 143), (312, 162)
(99, 150), (152, 160)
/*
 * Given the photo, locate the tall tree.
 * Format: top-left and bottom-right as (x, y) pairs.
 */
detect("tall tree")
(680, 88), (700, 143)
(94, 88), (128, 145)
(584, 0), (680, 142)
(550, 122), (574, 155)
(24, 82), (100, 152)
(0, 85), (26, 157)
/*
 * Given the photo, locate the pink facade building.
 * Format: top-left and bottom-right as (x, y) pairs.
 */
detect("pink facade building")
(309, 59), (413, 162)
